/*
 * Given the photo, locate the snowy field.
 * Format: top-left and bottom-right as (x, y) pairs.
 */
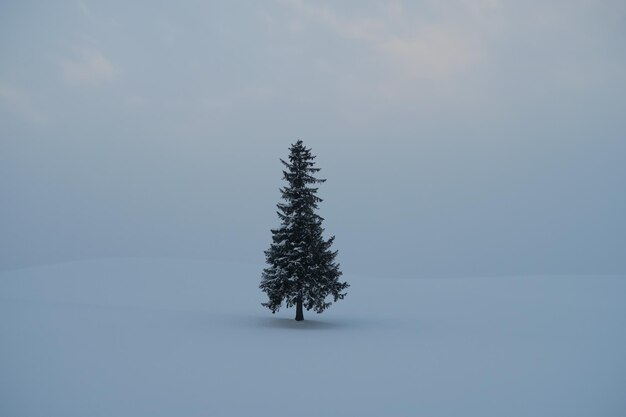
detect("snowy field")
(1, 258), (625, 417)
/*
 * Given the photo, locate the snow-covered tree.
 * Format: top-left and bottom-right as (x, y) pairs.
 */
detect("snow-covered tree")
(260, 140), (348, 321)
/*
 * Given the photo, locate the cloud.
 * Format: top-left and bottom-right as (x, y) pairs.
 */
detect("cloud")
(277, 0), (481, 79)
(0, 83), (47, 124)
(61, 48), (118, 86)
(77, 0), (94, 19)
(278, 0), (384, 42)
(379, 26), (480, 79)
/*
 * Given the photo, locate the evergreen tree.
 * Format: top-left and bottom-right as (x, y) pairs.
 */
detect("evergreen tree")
(260, 140), (348, 321)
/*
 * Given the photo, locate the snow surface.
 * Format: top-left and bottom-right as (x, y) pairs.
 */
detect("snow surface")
(1, 258), (625, 417)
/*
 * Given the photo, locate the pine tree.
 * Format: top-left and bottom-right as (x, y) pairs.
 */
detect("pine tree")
(260, 140), (348, 321)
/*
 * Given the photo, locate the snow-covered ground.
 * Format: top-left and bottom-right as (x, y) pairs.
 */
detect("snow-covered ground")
(1, 258), (625, 417)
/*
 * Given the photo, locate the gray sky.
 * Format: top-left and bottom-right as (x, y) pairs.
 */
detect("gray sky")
(2, 0), (625, 277)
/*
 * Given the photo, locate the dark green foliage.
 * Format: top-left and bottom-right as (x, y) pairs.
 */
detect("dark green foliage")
(260, 140), (348, 320)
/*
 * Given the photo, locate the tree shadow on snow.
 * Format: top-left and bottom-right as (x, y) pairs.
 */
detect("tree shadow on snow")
(252, 316), (373, 330)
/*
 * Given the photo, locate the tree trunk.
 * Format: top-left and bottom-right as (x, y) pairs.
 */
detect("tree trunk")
(295, 297), (304, 321)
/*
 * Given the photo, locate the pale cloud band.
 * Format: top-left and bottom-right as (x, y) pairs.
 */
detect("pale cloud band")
(0, 83), (47, 124)
(60, 48), (118, 86)
(278, 0), (484, 79)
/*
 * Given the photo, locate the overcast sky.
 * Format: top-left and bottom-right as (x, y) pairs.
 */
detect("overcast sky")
(1, 0), (625, 277)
